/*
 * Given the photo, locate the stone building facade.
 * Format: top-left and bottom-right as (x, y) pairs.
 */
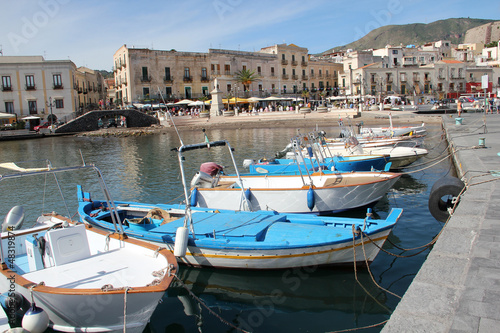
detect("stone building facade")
(74, 67), (107, 114)
(113, 43), (343, 105)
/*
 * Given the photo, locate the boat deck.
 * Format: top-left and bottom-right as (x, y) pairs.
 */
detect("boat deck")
(22, 245), (165, 290)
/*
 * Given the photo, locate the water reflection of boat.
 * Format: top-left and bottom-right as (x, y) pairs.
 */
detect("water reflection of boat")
(147, 266), (390, 332)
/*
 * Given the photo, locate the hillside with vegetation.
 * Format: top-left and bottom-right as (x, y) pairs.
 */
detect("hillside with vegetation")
(322, 18), (496, 54)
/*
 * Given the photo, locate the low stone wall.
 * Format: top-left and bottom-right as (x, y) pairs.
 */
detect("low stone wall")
(55, 109), (159, 133)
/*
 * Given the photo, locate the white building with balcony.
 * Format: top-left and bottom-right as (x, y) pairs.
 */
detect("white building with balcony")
(0, 56), (78, 123)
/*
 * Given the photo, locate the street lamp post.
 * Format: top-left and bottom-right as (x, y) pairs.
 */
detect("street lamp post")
(46, 97), (54, 129)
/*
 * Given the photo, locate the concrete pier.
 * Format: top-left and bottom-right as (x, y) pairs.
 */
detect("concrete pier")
(382, 112), (500, 332)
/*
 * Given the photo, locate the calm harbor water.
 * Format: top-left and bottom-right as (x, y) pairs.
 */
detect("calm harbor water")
(0, 123), (452, 333)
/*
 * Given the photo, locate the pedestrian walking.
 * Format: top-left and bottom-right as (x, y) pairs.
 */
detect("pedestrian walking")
(457, 99), (462, 117)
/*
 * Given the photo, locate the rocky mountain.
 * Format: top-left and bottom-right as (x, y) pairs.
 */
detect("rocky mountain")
(322, 18), (496, 54)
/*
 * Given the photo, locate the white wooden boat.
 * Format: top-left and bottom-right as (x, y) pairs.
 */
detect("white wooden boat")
(179, 140), (400, 214)
(359, 114), (426, 137)
(192, 171), (400, 213)
(313, 142), (428, 169)
(0, 162), (177, 333)
(286, 133), (428, 170)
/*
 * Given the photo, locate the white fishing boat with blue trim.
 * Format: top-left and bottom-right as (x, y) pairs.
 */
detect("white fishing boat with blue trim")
(185, 140), (400, 214)
(77, 190), (403, 270)
(76, 138), (403, 270)
(0, 161), (177, 333)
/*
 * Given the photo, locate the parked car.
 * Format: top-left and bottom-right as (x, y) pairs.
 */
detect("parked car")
(34, 122), (50, 132)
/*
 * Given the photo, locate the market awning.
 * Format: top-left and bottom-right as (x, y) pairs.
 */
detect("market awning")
(21, 116), (41, 120)
(0, 112), (15, 119)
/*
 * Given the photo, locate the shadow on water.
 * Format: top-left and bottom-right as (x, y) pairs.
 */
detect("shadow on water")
(147, 266), (391, 333)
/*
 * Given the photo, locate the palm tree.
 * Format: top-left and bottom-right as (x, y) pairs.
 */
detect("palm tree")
(234, 69), (260, 93)
(224, 93), (233, 111)
(198, 95), (209, 113)
(301, 90), (310, 104)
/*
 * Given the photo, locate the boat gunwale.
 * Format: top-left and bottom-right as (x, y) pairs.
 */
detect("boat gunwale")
(0, 214), (178, 296)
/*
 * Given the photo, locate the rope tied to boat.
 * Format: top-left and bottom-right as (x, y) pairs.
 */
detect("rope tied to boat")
(104, 232), (114, 251)
(146, 279), (162, 286)
(154, 246), (167, 258)
(100, 284), (131, 292)
(152, 263), (175, 278)
(28, 282), (45, 305)
(123, 286), (130, 333)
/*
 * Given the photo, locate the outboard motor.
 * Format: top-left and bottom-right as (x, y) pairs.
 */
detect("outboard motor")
(2, 206), (25, 232)
(190, 171), (214, 188)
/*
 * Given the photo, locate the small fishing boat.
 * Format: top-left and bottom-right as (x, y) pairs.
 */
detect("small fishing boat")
(0, 161), (177, 333)
(77, 189), (403, 269)
(77, 137), (403, 270)
(244, 154), (390, 174)
(294, 133), (428, 170)
(359, 114), (426, 137)
(183, 140), (400, 214)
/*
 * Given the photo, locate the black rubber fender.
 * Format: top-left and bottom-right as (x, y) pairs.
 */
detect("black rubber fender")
(428, 176), (465, 222)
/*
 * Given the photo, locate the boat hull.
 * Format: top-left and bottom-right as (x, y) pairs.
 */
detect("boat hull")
(135, 228), (393, 269)
(79, 202), (403, 270)
(194, 172), (401, 214)
(0, 218), (176, 333)
(0, 281), (163, 333)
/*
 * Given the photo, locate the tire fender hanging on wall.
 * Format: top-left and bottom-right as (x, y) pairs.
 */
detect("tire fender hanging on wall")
(428, 176), (465, 222)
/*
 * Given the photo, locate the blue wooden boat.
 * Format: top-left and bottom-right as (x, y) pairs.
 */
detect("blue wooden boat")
(246, 154), (390, 174)
(77, 186), (403, 269)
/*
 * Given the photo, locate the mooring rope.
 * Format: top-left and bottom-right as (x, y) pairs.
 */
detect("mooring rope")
(123, 286), (130, 333)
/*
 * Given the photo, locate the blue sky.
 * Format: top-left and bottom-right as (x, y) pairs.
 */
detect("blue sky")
(1, 0), (498, 70)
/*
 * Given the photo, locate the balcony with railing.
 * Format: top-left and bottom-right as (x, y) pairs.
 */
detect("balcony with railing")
(282, 74), (289, 80)
(291, 74), (298, 80)
(53, 83), (64, 90)
(302, 75), (308, 80)
(201, 75), (210, 83)
(211, 71), (220, 76)
(1, 85), (12, 91)
(163, 76), (173, 83)
(281, 59), (288, 65)
(140, 75), (152, 82)
(291, 60), (298, 66)
(25, 85), (36, 91)
(183, 76), (193, 82)
(301, 61), (308, 66)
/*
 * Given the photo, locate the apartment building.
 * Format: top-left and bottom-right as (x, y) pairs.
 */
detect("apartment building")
(113, 43), (342, 105)
(0, 56), (77, 122)
(74, 67), (106, 113)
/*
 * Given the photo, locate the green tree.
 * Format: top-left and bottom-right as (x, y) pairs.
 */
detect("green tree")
(198, 95), (209, 113)
(234, 69), (259, 92)
(301, 90), (310, 104)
